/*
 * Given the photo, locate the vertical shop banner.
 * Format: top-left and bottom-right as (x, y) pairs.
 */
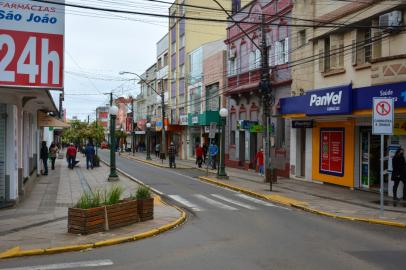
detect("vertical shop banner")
(0, 0), (64, 88)
(320, 129), (344, 176)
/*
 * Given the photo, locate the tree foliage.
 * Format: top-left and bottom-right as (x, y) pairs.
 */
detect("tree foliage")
(61, 120), (105, 145)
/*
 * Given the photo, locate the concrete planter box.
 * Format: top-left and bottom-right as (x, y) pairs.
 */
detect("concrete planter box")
(68, 199), (139, 235)
(137, 198), (154, 222)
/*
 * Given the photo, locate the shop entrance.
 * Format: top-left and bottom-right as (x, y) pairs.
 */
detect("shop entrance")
(239, 131), (245, 165)
(249, 133), (257, 169)
(359, 128), (388, 190)
(0, 104), (6, 203)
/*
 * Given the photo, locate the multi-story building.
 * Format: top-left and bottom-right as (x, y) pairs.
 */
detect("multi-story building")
(134, 64), (158, 150)
(282, 0), (406, 197)
(155, 33), (170, 147)
(168, 0), (250, 159)
(224, 0), (292, 176)
(186, 40), (227, 159)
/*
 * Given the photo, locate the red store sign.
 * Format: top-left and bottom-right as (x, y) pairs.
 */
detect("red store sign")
(320, 129), (344, 176)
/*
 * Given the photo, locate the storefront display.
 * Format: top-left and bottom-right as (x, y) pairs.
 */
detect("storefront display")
(320, 129), (344, 176)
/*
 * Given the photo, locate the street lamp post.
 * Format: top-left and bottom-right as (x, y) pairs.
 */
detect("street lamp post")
(108, 105), (119, 181)
(217, 108), (228, 179)
(146, 122), (152, 160)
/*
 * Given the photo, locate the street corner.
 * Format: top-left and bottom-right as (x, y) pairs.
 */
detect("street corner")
(263, 194), (308, 207)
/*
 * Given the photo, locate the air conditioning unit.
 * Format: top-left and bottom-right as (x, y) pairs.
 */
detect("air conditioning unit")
(379, 10), (403, 32)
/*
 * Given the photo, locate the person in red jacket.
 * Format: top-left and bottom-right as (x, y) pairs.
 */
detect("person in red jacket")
(256, 148), (264, 176)
(195, 144), (204, 168)
(66, 143), (77, 169)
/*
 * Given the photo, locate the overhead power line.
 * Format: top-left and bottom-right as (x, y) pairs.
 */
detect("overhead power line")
(31, 0), (406, 29)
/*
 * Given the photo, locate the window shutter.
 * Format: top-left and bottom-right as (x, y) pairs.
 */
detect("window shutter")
(338, 35), (344, 67)
(351, 30), (357, 65)
(274, 41), (280, 65)
(372, 30), (382, 59)
(284, 37), (289, 63)
(256, 49), (261, 68)
(330, 35), (338, 69)
(318, 39), (325, 72)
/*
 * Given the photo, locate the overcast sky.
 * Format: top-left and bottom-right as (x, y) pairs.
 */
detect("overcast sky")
(57, 2), (168, 121)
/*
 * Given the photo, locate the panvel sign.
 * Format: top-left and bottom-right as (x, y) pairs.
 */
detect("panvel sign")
(0, 0), (64, 88)
(306, 85), (352, 115)
(320, 129), (344, 176)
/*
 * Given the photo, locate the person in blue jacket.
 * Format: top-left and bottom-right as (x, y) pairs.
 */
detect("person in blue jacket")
(84, 143), (95, 169)
(209, 142), (218, 170)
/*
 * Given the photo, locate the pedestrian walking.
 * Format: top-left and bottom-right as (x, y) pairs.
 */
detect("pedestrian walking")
(49, 142), (59, 170)
(155, 143), (160, 158)
(209, 142), (218, 170)
(392, 148), (406, 200)
(195, 144), (204, 168)
(168, 142), (176, 168)
(256, 148), (264, 176)
(40, 141), (49, 175)
(66, 143), (77, 169)
(85, 143), (95, 169)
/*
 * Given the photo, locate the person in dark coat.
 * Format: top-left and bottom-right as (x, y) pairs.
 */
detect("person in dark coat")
(84, 143), (95, 169)
(40, 141), (49, 175)
(392, 148), (406, 200)
(168, 142), (176, 168)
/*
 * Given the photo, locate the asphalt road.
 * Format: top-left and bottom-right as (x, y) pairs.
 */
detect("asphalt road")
(1, 151), (406, 270)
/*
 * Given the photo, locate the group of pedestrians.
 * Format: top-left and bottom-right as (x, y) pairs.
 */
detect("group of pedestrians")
(40, 141), (60, 175)
(194, 142), (218, 169)
(39, 141), (97, 174)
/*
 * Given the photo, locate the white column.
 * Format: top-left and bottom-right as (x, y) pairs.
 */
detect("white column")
(6, 105), (18, 200)
(305, 128), (313, 181)
(289, 128), (297, 177)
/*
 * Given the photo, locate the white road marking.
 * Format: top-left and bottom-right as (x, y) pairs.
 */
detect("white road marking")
(235, 193), (290, 210)
(0, 259), (114, 270)
(194, 194), (238, 211)
(211, 194), (257, 210)
(168, 195), (204, 211)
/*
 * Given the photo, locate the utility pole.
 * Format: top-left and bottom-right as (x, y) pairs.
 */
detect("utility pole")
(160, 78), (167, 160)
(131, 97), (135, 156)
(259, 15), (274, 188)
(58, 93), (63, 119)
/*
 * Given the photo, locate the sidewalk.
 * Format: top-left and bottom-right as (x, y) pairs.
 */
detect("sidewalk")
(126, 151), (406, 227)
(0, 153), (182, 256)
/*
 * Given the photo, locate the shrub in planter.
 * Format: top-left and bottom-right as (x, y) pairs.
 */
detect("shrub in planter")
(135, 186), (154, 221)
(68, 190), (105, 235)
(68, 186), (139, 234)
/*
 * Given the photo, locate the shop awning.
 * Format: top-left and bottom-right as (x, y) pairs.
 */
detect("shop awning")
(38, 111), (70, 128)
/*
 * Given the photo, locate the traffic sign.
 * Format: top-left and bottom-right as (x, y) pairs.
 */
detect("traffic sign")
(372, 97), (394, 135)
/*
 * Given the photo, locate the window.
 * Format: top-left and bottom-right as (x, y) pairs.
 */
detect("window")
(240, 43), (248, 73)
(206, 83), (219, 111)
(230, 131), (236, 145)
(274, 38), (288, 65)
(249, 51), (256, 70)
(298, 30), (306, 47)
(179, 64), (185, 78)
(319, 34), (344, 73)
(180, 35), (185, 48)
(229, 58), (237, 76)
(353, 28), (372, 65)
(163, 53), (168, 66)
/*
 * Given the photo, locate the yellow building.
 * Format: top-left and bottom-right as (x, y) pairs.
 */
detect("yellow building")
(167, 0), (250, 159)
(284, 0), (406, 198)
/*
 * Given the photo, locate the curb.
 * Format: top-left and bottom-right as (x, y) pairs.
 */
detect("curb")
(198, 176), (406, 229)
(0, 168), (187, 260)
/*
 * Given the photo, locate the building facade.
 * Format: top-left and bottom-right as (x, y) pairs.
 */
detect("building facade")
(225, 0), (292, 176)
(168, 0), (250, 159)
(283, 0), (406, 198)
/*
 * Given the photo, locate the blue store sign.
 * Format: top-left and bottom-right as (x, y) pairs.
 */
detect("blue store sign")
(281, 82), (406, 116)
(306, 84), (352, 115)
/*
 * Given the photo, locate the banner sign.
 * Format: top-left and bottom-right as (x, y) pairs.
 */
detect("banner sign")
(372, 97), (394, 135)
(0, 0), (65, 88)
(179, 115), (188, 125)
(320, 129), (344, 176)
(292, 120), (313, 128)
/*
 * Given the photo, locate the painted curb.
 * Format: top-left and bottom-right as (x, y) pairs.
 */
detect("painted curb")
(124, 154), (190, 169)
(0, 169), (187, 260)
(198, 176), (406, 228)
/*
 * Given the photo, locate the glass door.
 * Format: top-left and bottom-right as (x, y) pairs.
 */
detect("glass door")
(360, 130), (370, 188)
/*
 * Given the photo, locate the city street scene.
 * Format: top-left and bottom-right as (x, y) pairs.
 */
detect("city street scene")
(1, 0), (406, 269)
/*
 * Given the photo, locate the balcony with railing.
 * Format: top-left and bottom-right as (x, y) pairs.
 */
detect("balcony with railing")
(156, 65), (168, 80)
(227, 67), (262, 96)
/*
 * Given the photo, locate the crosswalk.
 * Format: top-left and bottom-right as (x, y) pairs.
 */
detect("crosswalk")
(168, 193), (286, 212)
